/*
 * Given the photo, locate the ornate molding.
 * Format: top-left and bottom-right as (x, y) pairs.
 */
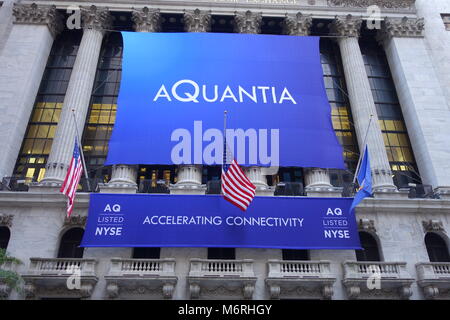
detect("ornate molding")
(0, 214), (13, 227)
(328, 0), (416, 9)
(284, 12), (313, 36)
(330, 15), (363, 38)
(12, 3), (63, 38)
(422, 220), (445, 233)
(64, 215), (87, 227)
(243, 283), (255, 299)
(422, 285), (440, 300)
(184, 9), (211, 33)
(234, 11), (262, 34)
(381, 17), (425, 39)
(132, 7), (160, 33)
(81, 5), (112, 32)
(358, 219), (376, 232)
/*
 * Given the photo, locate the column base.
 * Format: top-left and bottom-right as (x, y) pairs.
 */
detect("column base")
(305, 186), (343, 198)
(434, 187), (450, 200)
(98, 182), (137, 194)
(373, 187), (409, 199)
(27, 181), (62, 193)
(169, 184), (206, 195)
(255, 186), (275, 197)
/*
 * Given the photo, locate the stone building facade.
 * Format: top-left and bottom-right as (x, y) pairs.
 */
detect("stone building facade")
(0, 0), (449, 300)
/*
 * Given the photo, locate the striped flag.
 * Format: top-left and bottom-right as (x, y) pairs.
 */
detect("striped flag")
(60, 138), (83, 217)
(221, 133), (256, 211)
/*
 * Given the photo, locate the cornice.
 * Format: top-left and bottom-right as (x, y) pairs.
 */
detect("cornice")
(18, 1), (418, 18)
(0, 192), (450, 215)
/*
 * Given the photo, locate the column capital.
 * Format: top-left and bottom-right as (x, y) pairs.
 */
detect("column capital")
(183, 9), (211, 33)
(378, 17), (424, 42)
(12, 3), (63, 38)
(132, 7), (161, 32)
(284, 12), (312, 36)
(81, 5), (112, 32)
(234, 10), (262, 34)
(330, 14), (362, 38)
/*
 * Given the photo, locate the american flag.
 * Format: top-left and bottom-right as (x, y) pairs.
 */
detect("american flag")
(221, 133), (256, 211)
(60, 138), (83, 217)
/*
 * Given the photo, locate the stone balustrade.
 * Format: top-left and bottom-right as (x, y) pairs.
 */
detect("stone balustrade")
(188, 258), (257, 299)
(105, 258), (177, 299)
(416, 262), (450, 299)
(342, 261), (414, 299)
(22, 257), (98, 298)
(266, 260), (336, 299)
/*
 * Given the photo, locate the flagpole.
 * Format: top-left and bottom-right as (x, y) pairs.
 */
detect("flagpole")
(352, 114), (374, 185)
(223, 110), (227, 171)
(71, 109), (91, 191)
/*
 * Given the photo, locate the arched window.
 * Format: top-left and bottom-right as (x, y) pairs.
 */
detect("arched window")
(425, 233), (450, 262)
(356, 232), (381, 262)
(132, 247), (160, 259)
(57, 228), (84, 258)
(208, 248), (235, 260)
(282, 249), (309, 261)
(0, 226), (11, 250)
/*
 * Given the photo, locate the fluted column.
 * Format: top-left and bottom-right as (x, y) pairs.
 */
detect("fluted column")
(330, 15), (397, 194)
(378, 17), (450, 199)
(0, 4), (62, 180)
(103, 7), (162, 194)
(170, 9), (211, 195)
(40, 6), (111, 188)
(284, 13), (341, 197)
(233, 11), (273, 196)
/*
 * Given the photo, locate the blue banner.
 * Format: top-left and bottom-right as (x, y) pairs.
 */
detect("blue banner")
(81, 194), (361, 250)
(105, 32), (345, 169)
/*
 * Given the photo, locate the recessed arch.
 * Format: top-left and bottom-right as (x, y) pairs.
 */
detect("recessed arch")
(57, 227), (85, 258)
(356, 231), (382, 262)
(0, 226), (10, 250)
(425, 232), (450, 262)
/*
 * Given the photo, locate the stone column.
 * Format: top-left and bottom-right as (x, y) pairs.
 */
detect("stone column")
(330, 15), (397, 196)
(0, 0), (17, 55)
(378, 17), (450, 199)
(170, 9), (211, 195)
(233, 10), (273, 196)
(39, 6), (111, 189)
(0, 4), (62, 180)
(101, 7), (162, 194)
(284, 13), (342, 197)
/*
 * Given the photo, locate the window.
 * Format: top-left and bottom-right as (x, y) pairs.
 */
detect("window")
(356, 232), (381, 262)
(82, 32), (123, 182)
(208, 248), (235, 260)
(13, 30), (82, 182)
(137, 165), (177, 193)
(361, 40), (421, 188)
(282, 249), (309, 261)
(132, 247), (161, 259)
(442, 14), (450, 31)
(57, 228), (84, 258)
(0, 227), (11, 250)
(320, 38), (359, 189)
(425, 233), (450, 262)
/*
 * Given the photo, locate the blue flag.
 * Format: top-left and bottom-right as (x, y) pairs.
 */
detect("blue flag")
(349, 146), (372, 213)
